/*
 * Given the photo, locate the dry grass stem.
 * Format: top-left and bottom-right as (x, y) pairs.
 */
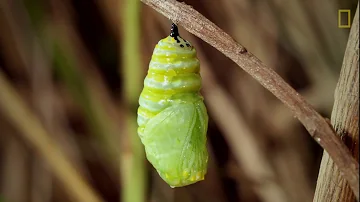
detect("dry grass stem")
(314, 4), (359, 202)
(0, 71), (104, 202)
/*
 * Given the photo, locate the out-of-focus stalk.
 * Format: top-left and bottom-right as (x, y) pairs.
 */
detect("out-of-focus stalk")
(120, 0), (146, 202)
(0, 71), (104, 202)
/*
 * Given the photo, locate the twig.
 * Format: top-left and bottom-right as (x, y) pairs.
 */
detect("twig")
(140, 0), (359, 198)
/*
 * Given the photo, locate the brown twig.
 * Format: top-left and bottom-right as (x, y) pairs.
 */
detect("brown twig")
(140, 0), (359, 198)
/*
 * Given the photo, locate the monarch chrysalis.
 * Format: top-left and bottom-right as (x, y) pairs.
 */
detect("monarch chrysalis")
(137, 23), (209, 188)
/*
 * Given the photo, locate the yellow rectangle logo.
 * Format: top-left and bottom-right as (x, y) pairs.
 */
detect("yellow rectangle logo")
(338, 9), (351, 28)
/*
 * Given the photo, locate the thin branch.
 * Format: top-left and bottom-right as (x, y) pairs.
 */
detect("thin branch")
(140, 0), (359, 198)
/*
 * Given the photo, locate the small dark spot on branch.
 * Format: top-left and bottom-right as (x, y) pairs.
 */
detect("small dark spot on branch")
(239, 48), (247, 54)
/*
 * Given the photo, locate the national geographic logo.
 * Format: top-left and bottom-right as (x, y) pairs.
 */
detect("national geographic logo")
(338, 9), (351, 28)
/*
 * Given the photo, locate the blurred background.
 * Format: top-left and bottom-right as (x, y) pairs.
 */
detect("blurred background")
(0, 0), (358, 202)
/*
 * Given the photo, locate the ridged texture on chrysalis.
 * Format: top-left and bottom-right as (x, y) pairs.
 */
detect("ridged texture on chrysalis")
(137, 24), (209, 188)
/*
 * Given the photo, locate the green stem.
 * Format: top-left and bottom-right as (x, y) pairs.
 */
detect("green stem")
(121, 0), (146, 202)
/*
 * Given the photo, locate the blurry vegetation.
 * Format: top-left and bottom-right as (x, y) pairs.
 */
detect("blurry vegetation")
(0, 0), (358, 202)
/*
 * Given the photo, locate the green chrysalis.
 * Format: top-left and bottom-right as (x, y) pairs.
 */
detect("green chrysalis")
(137, 23), (209, 188)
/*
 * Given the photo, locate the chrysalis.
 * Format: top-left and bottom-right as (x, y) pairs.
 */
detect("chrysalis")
(137, 23), (209, 188)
